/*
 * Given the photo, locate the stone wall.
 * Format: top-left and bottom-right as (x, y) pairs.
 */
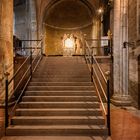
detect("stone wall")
(45, 25), (93, 56)
(128, 0), (140, 108)
(14, 0), (37, 41)
(14, 3), (27, 39)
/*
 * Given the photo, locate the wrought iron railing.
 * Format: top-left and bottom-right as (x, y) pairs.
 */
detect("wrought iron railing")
(84, 38), (111, 136)
(5, 39), (43, 129)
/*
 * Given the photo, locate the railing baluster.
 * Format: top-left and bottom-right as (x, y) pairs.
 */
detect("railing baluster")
(107, 78), (111, 136)
(91, 55), (93, 82)
(105, 71), (111, 136)
(4, 72), (10, 129)
(30, 48), (32, 78)
(41, 41), (43, 55)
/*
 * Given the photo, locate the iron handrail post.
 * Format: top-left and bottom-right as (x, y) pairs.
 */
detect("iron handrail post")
(4, 72), (10, 128)
(84, 48), (86, 63)
(138, 55), (140, 109)
(30, 48), (32, 78)
(41, 40), (43, 55)
(106, 71), (111, 136)
(84, 42), (86, 62)
(91, 49), (93, 82)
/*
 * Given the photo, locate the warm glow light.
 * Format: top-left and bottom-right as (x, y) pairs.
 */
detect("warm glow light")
(98, 8), (104, 14)
(64, 38), (74, 48)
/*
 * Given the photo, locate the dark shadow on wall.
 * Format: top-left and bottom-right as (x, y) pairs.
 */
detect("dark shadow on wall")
(138, 55), (140, 109)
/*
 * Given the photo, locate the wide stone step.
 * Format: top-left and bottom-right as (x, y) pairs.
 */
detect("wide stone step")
(24, 91), (95, 96)
(6, 125), (108, 136)
(37, 68), (88, 70)
(36, 68), (89, 71)
(31, 78), (91, 82)
(11, 116), (105, 125)
(37, 60), (86, 63)
(22, 96), (98, 102)
(29, 82), (93, 86)
(44, 57), (84, 60)
(6, 57), (108, 137)
(26, 86), (94, 91)
(39, 62), (86, 64)
(15, 108), (102, 116)
(32, 75), (91, 78)
(35, 65), (88, 68)
(43, 62), (85, 64)
(19, 102), (100, 108)
(34, 72), (90, 75)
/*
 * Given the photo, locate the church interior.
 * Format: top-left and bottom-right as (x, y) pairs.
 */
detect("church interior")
(0, 0), (140, 140)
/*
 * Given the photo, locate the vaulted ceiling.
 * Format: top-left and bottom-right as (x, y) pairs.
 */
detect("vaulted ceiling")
(14, 0), (106, 29)
(44, 0), (94, 28)
(35, 0), (105, 29)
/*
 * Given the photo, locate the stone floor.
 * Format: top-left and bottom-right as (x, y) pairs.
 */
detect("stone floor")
(0, 108), (4, 139)
(111, 106), (140, 140)
(1, 136), (111, 140)
(0, 105), (140, 140)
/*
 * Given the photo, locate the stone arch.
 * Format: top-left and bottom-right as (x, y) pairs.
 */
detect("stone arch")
(40, 0), (96, 55)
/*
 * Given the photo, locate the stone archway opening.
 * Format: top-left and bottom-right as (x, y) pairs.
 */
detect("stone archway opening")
(42, 0), (95, 56)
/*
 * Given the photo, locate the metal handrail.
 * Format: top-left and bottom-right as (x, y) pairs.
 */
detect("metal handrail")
(10, 75), (31, 115)
(85, 43), (107, 102)
(85, 39), (109, 97)
(21, 39), (42, 42)
(5, 39), (44, 128)
(10, 48), (42, 115)
(84, 39), (111, 136)
(15, 47), (42, 50)
(93, 67), (107, 101)
(85, 42), (92, 64)
(8, 56), (30, 84)
(93, 56), (107, 83)
(93, 76), (107, 115)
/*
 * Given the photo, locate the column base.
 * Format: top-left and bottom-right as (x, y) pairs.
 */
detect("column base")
(111, 94), (132, 106)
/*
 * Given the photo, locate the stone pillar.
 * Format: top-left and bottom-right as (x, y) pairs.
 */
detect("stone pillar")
(28, 0), (37, 42)
(111, 0), (131, 105)
(92, 20), (99, 55)
(0, 0), (13, 104)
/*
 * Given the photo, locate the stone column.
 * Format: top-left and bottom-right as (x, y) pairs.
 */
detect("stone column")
(0, 0), (13, 105)
(92, 20), (99, 55)
(111, 0), (131, 105)
(28, 0), (37, 42)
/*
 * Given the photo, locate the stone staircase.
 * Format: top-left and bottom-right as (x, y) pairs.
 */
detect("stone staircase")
(6, 56), (108, 136)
